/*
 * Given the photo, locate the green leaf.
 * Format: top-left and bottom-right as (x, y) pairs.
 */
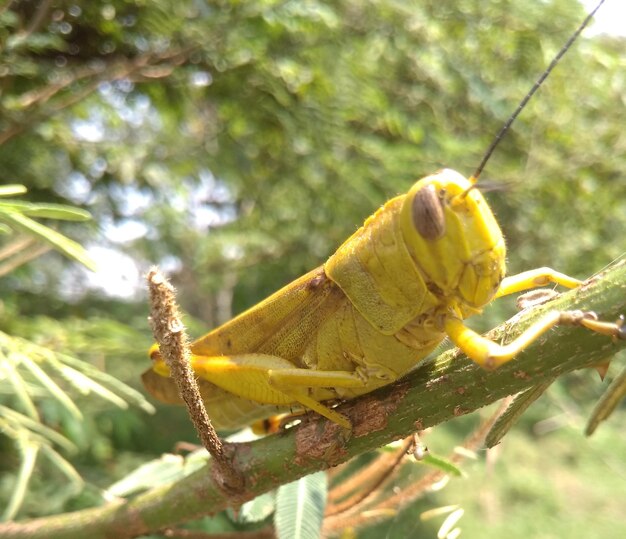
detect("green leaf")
(275, 471), (327, 539)
(0, 211), (96, 270)
(106, 450), (209, 497)
(421, 505), (461, 521)
(2, 442), (38, 521)
(485, 379), (555, 449)
(39, 444), (83, 488)
(106, 454), (186, 497)
(0, 201), (92, 221)
(585, 362), (626, 436)
(53, 353), (156, 414)
(437, 507), (464, 539)
(0, 405), (76, 453)
(421, 505), (466, 539)
(236, 491), (276, 524)
(0, 185), (28, 197)
(417, 453), (463, 477)
(54, 365), (129, 409)
(13, 353), (83, 421)
(0, 358), (39, 420)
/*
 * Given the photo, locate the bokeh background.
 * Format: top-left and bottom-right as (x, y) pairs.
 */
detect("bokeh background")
(1, 0), (625, 537)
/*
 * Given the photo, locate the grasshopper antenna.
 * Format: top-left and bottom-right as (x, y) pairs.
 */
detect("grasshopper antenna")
(469, 0), (606, 184)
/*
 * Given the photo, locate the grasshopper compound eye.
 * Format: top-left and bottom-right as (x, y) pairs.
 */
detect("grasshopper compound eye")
(411, 184), (446, 241)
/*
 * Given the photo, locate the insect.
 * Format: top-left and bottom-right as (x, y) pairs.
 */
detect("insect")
(142, 0), (624, 431)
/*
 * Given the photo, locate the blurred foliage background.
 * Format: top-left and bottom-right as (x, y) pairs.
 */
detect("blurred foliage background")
(0, 0), (624, 536)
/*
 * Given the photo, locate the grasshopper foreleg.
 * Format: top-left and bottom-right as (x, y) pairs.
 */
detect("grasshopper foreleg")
(445, 311), (624, 370)
(495, 267), (582, 298)
(454, 266), (624, 369)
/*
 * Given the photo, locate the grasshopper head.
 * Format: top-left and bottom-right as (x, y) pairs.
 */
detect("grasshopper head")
(400, 169), (506, 309)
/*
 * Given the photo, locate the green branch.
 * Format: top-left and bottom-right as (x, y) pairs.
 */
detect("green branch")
(1, 261), (624, 539)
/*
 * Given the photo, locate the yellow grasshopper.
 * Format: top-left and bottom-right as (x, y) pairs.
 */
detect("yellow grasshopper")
(142, 1), (624, 431)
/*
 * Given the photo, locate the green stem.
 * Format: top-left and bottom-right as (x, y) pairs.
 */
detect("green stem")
(1, 261), (624, 539)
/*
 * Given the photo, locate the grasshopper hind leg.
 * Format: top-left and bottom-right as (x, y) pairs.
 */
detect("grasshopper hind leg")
(188, 353), (367, 429)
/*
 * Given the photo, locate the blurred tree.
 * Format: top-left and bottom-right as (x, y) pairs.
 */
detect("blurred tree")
(1, 0), (624, 322)
(0, 0), (624, 532)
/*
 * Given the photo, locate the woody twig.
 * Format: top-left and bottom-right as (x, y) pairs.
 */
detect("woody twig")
(147, 267), (244, 493)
